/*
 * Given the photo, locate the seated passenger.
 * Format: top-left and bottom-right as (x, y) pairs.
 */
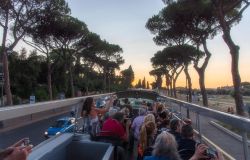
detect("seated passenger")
(138, 121), (156, 159)
(100, 112), (130, 142)
(144, 114), (156, 124)
(157, 111), (170, 133)
(178, 125), (196, 160)
(110, 98), (120, 111)
(168, 119), (182, 142)
(132, 108), (147, 141)
(144, 131), (181, 160)
(189, 143), (225, 160)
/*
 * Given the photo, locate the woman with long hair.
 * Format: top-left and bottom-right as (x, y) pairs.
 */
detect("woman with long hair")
(144, 114), (155, 124)
(81, 96), (113, 136)
(138, 121), (156, 159)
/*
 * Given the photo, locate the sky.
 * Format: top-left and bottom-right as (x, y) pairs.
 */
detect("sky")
(1, 0), (250, 89)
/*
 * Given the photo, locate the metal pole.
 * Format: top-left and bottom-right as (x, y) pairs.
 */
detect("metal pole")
(196, 112), (202, 141)
(187, 108), (190, 119)
(1, 83), (3, 107)
(179, 103), (182, 120)
(242, 131), (249, 160)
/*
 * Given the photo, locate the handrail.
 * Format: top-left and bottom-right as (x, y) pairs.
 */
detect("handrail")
(161, 95), (250, 133)
(0, 93), (113, 121)
(172, 113), (235, 160)
(160, 95), (250, 160)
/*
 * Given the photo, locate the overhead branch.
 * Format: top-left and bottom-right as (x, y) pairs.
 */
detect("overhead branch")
(226, 2), (250, 25)
(0, 22), (5, 28)
(223, 0), (242, 13)
(201, 40), (211, 71)
(22, 39), (46, 54)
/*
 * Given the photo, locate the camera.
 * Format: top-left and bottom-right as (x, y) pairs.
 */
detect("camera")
(205, 147), (217, 159)
(22, 138), (30, 147)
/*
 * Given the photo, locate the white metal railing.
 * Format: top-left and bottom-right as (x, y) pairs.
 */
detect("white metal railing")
(160, 95), (250, 160)
(0, 93), (113, 121)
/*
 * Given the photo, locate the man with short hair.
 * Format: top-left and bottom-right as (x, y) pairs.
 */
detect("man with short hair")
(178, 124), (196, 160)
(168, 119), (182, 142)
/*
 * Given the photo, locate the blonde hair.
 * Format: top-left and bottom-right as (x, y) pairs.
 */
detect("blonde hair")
(144, 113), (155, 124)
(139, 121), (156, 152)
(152, 132), (181, 160)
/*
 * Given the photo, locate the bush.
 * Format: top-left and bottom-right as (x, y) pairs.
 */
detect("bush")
(35, 87), (49, 102)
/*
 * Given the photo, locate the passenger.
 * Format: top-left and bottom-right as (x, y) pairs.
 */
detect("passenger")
(112, 99), (121, 110)
(132, 108), (147, 141)
(100, 112), (130, 142)
(131, 108), (147, 159)
(0, 138), (32, 160)
(124, 98), (130, 105)
(147, 102), (153, 111)
(144, 131), (181, 160)
(168, 119), (182, 142)
(157, 111), (170, 133)
(189, 143), (225, 160)
(138, 121), (156, 159)
(144, 114), (156, 124)
(178, 125), (196, 160)
(81, 97), (113, 136)
(156, 104), (164, 115)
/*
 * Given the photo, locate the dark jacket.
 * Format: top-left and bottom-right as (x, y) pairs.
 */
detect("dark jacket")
(168, 130), (181, 142)
(178, 138), (196, 160)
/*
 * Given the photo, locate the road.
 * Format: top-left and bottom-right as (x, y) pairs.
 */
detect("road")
(175, 106), (247, 160)
(0, 112), (70, 148)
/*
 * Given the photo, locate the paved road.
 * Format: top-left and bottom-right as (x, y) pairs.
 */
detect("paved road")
(174, 106), (247, 160)
(0, 112), (70, 148)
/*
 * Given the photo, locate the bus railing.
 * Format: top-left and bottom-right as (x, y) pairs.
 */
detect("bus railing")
(160, 95), (250, 160)
(0, 93), (113, 121)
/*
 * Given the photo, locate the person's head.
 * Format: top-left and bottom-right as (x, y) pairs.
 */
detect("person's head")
(113, 99), (119, 106)
(157, 104), (164, 113)
(140, 121), (156, 151)
(124, 98), (129, 104)
(139, 107), (147, 116)
(109, 108), (118, 117)
(181, 124), (194, 139)
(152, 131), (180, 160)
(144, 113), (155, 124)
(112, 112), (125, 123)
(170, 119), (181, 133)
(82, 97), (94, 115)
(159, 111), (167, 120)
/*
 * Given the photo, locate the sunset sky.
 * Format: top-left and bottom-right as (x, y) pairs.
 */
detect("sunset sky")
(1, 0), (250, 89)
(66, 0), (250, 89)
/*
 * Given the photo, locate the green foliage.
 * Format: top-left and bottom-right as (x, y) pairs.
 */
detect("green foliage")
(120, 65), (134, 89)
(135, 79), (142, 88)
(35, 86), (49, 101)
(9, 50), (46, 99)
(142, 77), (146, 89)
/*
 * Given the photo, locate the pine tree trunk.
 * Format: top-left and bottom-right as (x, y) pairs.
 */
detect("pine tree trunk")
(198, 69), (208, 106)
(215, 1), (245, 116)
(47, 61), (53, 100)
(165, 74), (170, 96)
(69, 65), (75, 97)
(3, 52), (12, 105)
(1, 9), (12, 105)
(170, 78), (173, 97)
(173, 78), (177, 98)
(184, 65), (192, 102)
